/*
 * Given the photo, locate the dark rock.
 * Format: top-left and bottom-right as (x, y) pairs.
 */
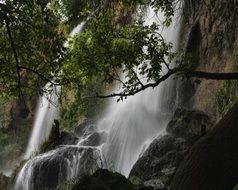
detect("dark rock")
(16, 146), (102, 190)
(81, 131), (107, 146)
(0, 173), (9, 190)
(130, 108), (212, 189)
(39, 131), (79, 153)
(144, 179), (167, 190)
(71, 169), (153, 190)
(170, 103), (238, 190)
(74, 119), (96, 136)
(59, 131), (79, 145)
(166, 108), (213, 142)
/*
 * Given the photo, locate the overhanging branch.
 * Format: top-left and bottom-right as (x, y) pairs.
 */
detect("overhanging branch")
(96, 68), (238, 99)
(187, 71), (238, 80)
(96, 68), (177, 98)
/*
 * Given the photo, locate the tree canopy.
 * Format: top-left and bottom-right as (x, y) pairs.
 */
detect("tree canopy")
(1, 0), (238, 101)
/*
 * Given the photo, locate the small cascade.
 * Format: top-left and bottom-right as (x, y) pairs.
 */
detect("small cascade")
(14, 125), (105, 190)
(24, 84), (60, 159)
(14, 22), (87, 189)
(24, 22), (86, 159)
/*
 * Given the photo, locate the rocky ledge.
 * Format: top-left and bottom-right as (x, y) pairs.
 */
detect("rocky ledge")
(129, 108), (213, 189)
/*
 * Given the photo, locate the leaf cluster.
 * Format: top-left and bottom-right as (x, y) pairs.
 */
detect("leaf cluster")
(62, 3), (177, 99)
(0, 0), (66, 98)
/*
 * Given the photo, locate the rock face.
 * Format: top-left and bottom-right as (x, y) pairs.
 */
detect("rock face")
(129, 108), (212, 189)
(170, 103), (238, 190)
(71, 169), (153, 190)
(179, 0), (238, 121)
(0, 173), (9, 190)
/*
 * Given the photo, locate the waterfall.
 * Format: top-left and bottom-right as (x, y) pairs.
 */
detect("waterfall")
(24, 22), (86, 159)
(14, 6), (181, 190)
(98, 7), (181, 177)
(14, 22), (87, 189)
(24, 84), (60, 159)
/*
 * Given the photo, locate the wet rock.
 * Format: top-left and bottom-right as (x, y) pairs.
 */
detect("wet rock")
(59, 131), (79, 145)
(129, 109), (212, 189)
(81, 131), (107, 146)
(74, 119), (96, 136)
(16, 146), (102, 190)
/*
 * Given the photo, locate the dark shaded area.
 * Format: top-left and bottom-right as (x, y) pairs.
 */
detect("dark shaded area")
(0, 173), (9, 190)
(170, 102), (238, 190)
(72, 169), (153, 190)
(176, 21), (202, 109)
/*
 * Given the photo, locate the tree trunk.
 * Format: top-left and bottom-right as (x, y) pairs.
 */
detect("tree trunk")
(170, 102), (238, 190)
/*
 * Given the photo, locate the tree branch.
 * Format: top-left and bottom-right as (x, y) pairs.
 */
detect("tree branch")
(5, 19), (27, 108)
(187, 71), (238, 80)
(19, 66), (70, 86)
(96, 68), (238, 99)
(97, 68), (177, 98)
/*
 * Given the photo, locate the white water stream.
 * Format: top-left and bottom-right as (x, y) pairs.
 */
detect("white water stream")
(24, 22), (86, 159)
(14, 6), (181, 190)
(99, 7), (181, 176)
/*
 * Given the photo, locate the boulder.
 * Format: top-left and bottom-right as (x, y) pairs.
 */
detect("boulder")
(170, 103), (238, 190)
(15, 146), (102, 190)
(166, 108), (213, 143)
(71, 169), (153, 190)
(59, 131), (79, 145)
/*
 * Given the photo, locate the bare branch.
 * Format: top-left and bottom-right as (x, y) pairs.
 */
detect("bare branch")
(128, 66), (144, 87)
(5, 19), (27, 108)
(19, 66), (70, 86)
(187, 71), (238, 80)
(96, 68), (238, 99)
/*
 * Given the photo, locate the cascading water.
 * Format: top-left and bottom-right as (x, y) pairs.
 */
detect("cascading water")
(24, 22), (86, 159)
(98, 7), (181, 176)
(14, 22), (87, 190)
(24, 84), (60, 159)
(14, 5), (181, 190)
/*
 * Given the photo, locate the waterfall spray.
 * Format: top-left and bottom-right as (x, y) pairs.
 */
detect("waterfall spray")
(98, 7), (181, 177)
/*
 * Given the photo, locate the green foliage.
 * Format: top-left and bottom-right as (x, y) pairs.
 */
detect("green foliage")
(216, 44), (238, 115)
(129, 176), (143, 185)
(0, 0), (181, 100)
(216, 80), (238, 115)
(62, 3), (176, 98)
(0, 0), (66, 98)
(233, 184), (238, 190)
(60, 78), (106, 131)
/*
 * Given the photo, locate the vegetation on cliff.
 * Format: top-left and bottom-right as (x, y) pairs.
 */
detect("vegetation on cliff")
(1, 0), (238, 102)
